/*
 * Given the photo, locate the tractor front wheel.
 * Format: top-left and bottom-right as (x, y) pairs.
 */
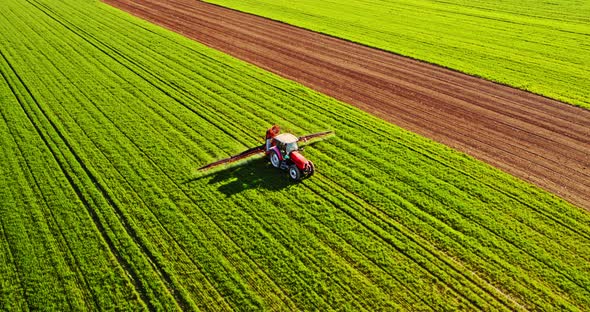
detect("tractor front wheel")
(306, 161), (315, 176)
(289, 165), (301, 180)
(270, 151), (281, 168)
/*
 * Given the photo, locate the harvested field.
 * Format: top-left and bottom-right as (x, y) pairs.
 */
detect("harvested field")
(104, 0), (590, 210)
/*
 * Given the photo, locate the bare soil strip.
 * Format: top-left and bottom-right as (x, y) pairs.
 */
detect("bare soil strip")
(104, 0), (590, 210)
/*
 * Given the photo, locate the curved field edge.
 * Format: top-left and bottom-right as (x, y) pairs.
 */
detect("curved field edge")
(0, 0), (589, 310)
(203, 0), (590, 110)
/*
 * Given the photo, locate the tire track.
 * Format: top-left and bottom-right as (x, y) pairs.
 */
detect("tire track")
(308, 163), (525, 308)
(307, 167), (549, 309)
(27, 5), (300, 307)
(0, 106), (31, 312)
(26, 4), (292, 308)
(0, 44), (159, 311)
(305, 176), (490, 310)
(320, 135), (588, 282)
(0, 105), (98, 309)
(310, 174), (531, 310)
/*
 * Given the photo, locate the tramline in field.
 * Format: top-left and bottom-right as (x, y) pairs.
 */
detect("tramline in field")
(199, 125), (333, 180)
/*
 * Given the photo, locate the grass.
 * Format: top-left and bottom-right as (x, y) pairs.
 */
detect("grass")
(0, 0), (589, 310)
(204, 0), (590, 109)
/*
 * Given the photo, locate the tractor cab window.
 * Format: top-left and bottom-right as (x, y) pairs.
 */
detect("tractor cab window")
(285, 142), (298, 155)
(277, 142), (286, 155)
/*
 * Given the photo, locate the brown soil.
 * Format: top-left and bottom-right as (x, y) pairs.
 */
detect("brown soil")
(103, 0), (590, 210)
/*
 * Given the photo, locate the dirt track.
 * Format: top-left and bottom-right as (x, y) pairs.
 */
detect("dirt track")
(104, 0), (590, 210)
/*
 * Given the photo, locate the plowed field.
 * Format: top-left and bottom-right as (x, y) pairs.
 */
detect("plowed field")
(104, 0), (590, 210)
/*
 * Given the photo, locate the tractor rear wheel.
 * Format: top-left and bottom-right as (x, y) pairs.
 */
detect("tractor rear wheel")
(289, 165), (301, 180)
(270, 151), (281, 168)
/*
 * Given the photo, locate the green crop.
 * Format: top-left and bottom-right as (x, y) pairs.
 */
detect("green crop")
(0, 0), (589, 310)
(204, 0), (590, 110)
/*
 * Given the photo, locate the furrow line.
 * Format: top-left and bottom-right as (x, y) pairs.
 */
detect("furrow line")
(28, 0), (256, 149)
(325, 133), (590, 261)
(314, 172), (533, 311)
(316, 140), (590, 303)
(19, 11), (298, 304)
(0, 104), (98, 309)
(220, 182), (381, 310)
(39, 43), (239, 310)
(318, 149), (580, 310)
(0, 45), (160, 311)
(26, 9), (296, 307)
(108, 126), (309, 310)
(0, 104), (31, 312)
(303, 176), (476, 310)
(25, 7), (298, 308)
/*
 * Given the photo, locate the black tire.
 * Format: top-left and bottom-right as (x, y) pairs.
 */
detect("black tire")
(307, 161), (315, 176)
(289, 165), (301, 180)
(270, 150), (281, 168)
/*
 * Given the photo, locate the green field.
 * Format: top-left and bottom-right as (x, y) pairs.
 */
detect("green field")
(205, 0), (590, 109)
(1, 0), (590, 310)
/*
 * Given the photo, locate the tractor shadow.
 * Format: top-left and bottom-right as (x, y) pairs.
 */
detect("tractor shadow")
(185, 157), (295, 196)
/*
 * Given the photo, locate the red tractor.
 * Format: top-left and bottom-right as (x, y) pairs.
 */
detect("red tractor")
(199, 125), (332, 181)
(266, 133), (315, 180)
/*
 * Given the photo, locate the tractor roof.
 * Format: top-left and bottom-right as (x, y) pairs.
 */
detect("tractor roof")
(274, 133), (298, 144)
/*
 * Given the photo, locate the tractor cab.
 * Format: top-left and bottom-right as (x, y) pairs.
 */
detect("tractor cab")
(273, 133), (299, 158)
